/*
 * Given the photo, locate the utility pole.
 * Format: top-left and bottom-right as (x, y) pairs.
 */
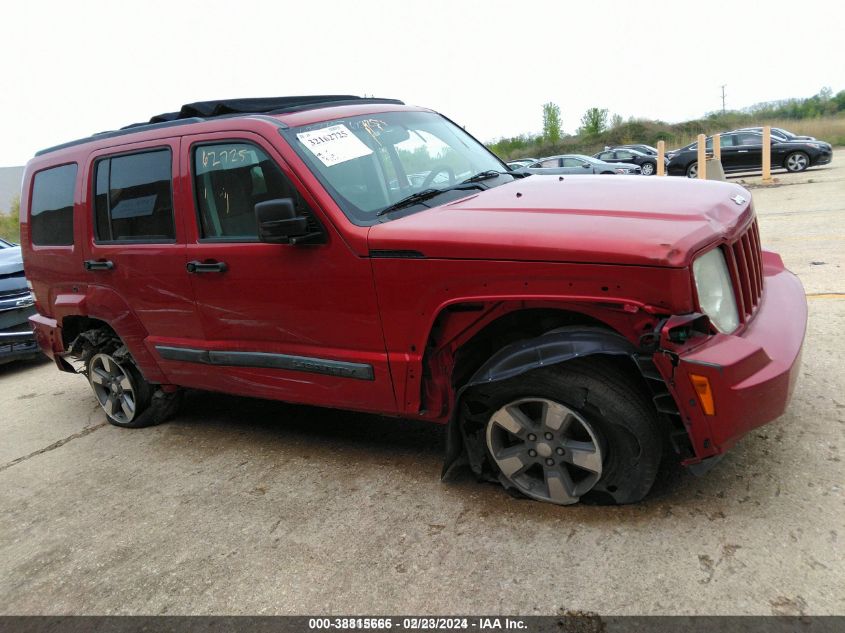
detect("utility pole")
(720, 84), (727, 114)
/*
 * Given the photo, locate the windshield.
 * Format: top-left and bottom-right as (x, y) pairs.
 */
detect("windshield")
(284, 111), (508, 223)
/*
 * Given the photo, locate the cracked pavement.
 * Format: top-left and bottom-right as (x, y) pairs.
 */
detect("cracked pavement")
(0, 153), (843, 615)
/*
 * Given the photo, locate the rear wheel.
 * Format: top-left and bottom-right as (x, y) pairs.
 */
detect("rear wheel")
(82, 335), (181, 428)
(469, 359), (663, 505)
(686, 162), (698, 178)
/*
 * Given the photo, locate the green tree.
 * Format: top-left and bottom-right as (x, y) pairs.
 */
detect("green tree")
(542, 102), (562, 144)
(0, 196), (20, 243)
(579, 107), (609, 136)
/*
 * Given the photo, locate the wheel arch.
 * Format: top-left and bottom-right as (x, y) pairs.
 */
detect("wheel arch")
(428, 303), (666, 478)
(57, 285), (168, 383)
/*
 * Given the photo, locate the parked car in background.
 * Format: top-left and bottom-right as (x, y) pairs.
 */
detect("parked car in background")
(0, 238), (40, 364)
(668, 131), (833, 177)
(611, 144), (659, 156)
(506, 158), (538, 170)
(523, 154), (641, 174)
(594, 148), (665, 175)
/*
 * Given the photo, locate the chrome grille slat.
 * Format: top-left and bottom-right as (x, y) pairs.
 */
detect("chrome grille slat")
(729, 219), (764, 323)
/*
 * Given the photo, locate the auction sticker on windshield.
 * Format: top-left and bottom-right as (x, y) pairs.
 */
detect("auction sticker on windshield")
(296, 124), (373, 167)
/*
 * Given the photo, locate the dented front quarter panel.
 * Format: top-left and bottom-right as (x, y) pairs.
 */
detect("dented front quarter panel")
(370, 257), (693, 420)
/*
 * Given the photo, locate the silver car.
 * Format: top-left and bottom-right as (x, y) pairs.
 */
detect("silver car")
(522, 154), (642, 175)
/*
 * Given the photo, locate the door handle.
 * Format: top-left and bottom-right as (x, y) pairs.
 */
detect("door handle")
(186, 260), (228, 274)
(84, 259), (114, 271)
(738, 150), (748, 153)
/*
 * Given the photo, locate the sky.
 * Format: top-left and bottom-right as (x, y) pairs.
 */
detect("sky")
(0, 0), (842, 167)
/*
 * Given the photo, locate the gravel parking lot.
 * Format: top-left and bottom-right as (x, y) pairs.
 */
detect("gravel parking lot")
(1, 154), (843, 616)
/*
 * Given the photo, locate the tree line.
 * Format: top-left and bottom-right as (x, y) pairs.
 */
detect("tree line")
(493, 87), (845, 160)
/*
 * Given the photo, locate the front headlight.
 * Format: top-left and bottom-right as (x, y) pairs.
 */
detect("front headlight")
(693, 249), (739, 333)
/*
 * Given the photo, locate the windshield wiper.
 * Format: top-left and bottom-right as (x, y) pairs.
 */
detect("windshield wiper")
(377, 188), (443, 217)
(461, 170), (509, 184)
(377, 171), (516, 218)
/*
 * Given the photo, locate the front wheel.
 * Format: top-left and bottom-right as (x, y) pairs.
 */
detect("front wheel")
(641, 162), (655, 176)
(468, 359), (663, 505)
(785, 151), (809, 172)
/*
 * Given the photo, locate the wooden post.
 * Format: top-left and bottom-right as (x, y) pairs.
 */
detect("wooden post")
(657, 140), (665, 176)
(713, 133), (721, 160)
(697, 133), (707, 179)
(762, 125), (772, 184)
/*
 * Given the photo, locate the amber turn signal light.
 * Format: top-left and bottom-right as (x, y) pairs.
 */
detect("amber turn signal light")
(690, 374), (716, 415)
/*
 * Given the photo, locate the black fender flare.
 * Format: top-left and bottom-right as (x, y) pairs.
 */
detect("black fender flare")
(442, 326), (638, 479)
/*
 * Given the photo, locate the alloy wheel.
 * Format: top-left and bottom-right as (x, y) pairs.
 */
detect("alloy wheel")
(687, 163), (698, 178)
(88, 353), (137, 423)
(485, 397), (603, 504)
(786, 153), (808, 172)
(641, 162), (655, 175)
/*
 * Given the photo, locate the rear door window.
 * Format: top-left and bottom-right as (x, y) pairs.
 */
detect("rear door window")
(94, 149), (175, 242)
(30, 163), (77, 246)
(736, 133), (763, 146)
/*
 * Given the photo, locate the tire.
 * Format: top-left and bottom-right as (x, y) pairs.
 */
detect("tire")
(465, 358), (663, 505)
(686, 162), (698, 178)
(785, 151), (809, 173)
(641, 162), (655, 176)
(600, 171), (614, 175)
(84, 338), (181, 428)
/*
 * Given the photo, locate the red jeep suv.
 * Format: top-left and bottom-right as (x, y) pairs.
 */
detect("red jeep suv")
(20, 96), (807, 505)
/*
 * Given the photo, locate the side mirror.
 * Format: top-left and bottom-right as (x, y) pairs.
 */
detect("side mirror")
(582, 163), (591, 169)
(255, 198), (312, 244)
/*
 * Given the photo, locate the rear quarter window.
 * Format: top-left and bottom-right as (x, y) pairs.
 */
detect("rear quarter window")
(30, 163), (77, 246)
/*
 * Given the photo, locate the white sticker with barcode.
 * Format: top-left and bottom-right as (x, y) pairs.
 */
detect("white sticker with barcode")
(296, 124), (373, 167)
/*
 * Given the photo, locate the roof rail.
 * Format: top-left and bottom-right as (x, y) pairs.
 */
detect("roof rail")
(35, 95), (405, 157)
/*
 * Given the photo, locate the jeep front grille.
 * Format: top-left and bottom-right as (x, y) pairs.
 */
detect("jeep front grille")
(726, 219), (764, 323)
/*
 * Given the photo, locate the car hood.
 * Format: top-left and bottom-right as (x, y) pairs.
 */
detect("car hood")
(368, 175), (754, 267)
(0, 246), (24, 276)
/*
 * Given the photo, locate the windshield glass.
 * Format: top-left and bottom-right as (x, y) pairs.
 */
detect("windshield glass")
(284, 111), (507, 223)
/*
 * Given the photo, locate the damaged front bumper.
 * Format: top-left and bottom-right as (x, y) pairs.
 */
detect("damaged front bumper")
(654, 250), (807, 463)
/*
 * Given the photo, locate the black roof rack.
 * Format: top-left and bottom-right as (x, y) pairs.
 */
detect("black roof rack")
(145, 95), (403, 124)
(35, 95), (405, 157)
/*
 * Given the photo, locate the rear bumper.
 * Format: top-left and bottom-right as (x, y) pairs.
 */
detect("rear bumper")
(29, 312), (71, 371)
(658, 250), (807, 462)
